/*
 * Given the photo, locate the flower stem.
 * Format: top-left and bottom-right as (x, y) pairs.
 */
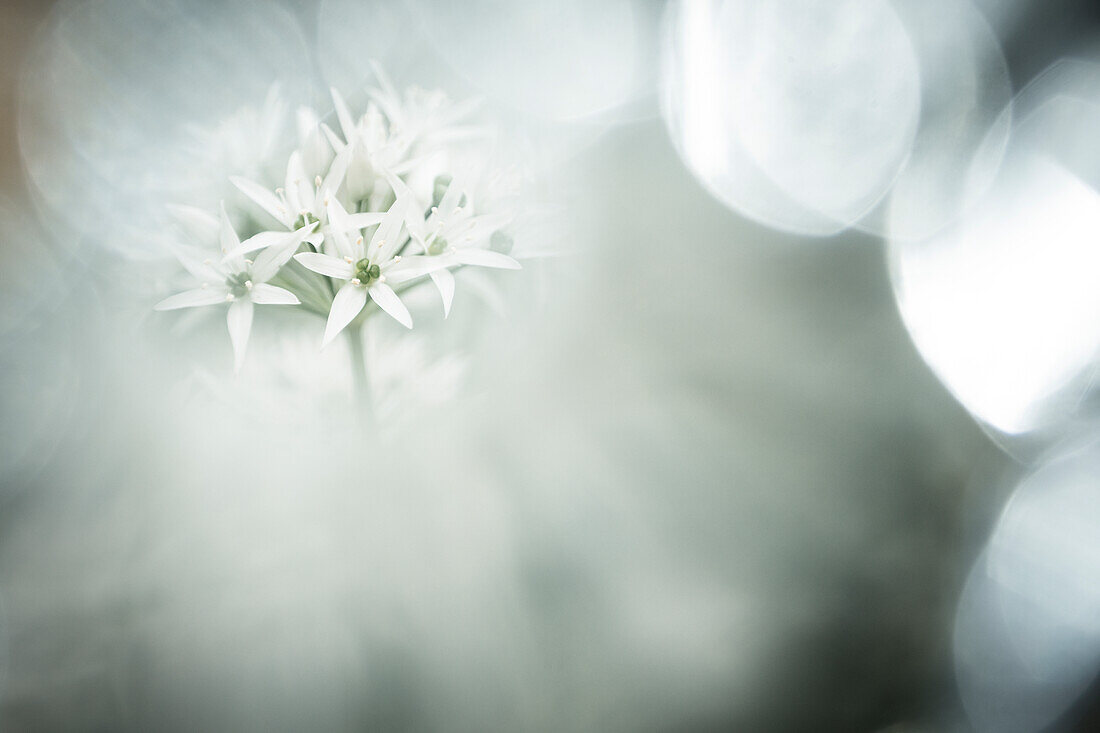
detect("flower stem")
(346, 323), (373, 422)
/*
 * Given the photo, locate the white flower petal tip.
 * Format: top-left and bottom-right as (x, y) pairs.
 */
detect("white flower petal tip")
(294, 252), (354, 279)
(220, 230), (296, 261)
(330, 87), (356, 143)
(230, 176), (289, 227)
(250, 283), (300, 305)
(227, 299), (254, 374)
(431, 269), (456, 319)
(322, 282), (368, 348)
(368, 282), (413, 329)
(154, 288), (230, 311)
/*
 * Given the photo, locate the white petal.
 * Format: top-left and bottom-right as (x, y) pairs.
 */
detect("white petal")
(330, 87), (356, 143)
(343, 212), (386, 230)
(284, 150), (311, 214)
(320, 122), (345, 152)
(324, 196), (353, 232)
(225, 229), (297, 260)
(294, 252), (354, 280)
(296, 105), (321, 142)
(326, 228), (356, 260)
(250, 222), (319, 279)
(431, 269), (456, 318)
(385, 255), (446, 284)
(453, 249), (522, 269)
(300, 125), (334, 181)
(370, 60), (400, 112)
(436, 176), (465, 219)
(383, 170), (428, 241)
(231, 176), (290, 227)
(171, 245), (223, 281)
(368, 198), (410, 261)
(218, 202), (240, 253)
(154, 287), (229, 310)
(251, 239), (300, 282)
(218, 204), (248, 272)
(323, 282), (368, 347)
(319, 145), (352, 203)
(365, 87), (401, 128)
(345, 149), (376, 203)
(249, 283), (300, 305)
(227, 299), (254, 374)
(442, 213), (511, 246)
(166, 204), (218, 243)
(383, 168), (416, 204)
(368, 281), (413, 329)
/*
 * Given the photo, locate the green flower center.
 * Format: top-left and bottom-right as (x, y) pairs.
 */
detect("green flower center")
(293, 211), (319, 231)
(225, 271), (252, 299)
(354, 259), (381, 284)
(427, 237), (448, 256)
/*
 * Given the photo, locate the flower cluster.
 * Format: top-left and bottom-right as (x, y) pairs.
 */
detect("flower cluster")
(155, 70), (521, 373)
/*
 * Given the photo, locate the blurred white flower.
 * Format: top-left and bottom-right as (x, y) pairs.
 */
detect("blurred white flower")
(327, 87), (413, 206)
(295, 106), (337, 181)
(150, 70), (525, 387)
(155, 205), (310, 372)
(229, 149), (348, 253)
(183, 83), (291, 199)
(389, 172), (519, 317)
(366, 62), (486, 150)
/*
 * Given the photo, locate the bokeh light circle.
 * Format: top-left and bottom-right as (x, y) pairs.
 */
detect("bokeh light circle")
(956, 444), (1100, 732)
(660, 0), (1011, 239)
(890, 59), (1100, 437)
(660, 0), (921, 236)
(18, 0), (313, 260)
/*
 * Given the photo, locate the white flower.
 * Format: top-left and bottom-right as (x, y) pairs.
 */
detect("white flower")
(388, 173), (520, 317)
(151, 68), (526, 382)
(228, 145), (349, 256)
(181, 83), (290, 201)
(296, 106), (335, 181)
(293, 197), (441, 344)
(155, 204), (309, 372)
(327, 87), (425, 207)
(365, 63), (486, 151)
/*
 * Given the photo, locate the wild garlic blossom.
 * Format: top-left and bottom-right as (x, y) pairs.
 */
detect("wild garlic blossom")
(388, 172), (520, 317)
(155, 70), (521, 376)
(294, 196), (442, 344)
(154, 205), (310, 373)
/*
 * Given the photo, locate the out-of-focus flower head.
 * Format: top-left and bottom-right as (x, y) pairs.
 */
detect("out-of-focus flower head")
(152, 67), (528, 387)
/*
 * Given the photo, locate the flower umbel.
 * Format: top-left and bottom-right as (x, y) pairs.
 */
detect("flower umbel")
(154, 68), (524, 385)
